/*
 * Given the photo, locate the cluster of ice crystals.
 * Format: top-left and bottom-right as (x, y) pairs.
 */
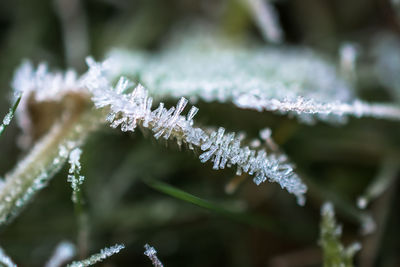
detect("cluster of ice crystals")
(45, 241), (76, 267)
(144, 244), (164, 267)
(106, 30), (400, 124)
(82, 59), (307, 205)
(67, 147), (85, 203)
(68, 244), (124, 267)
(0, 247), (16, 267)
(11, 61), (86, 147)
(12, 61), (81, 102)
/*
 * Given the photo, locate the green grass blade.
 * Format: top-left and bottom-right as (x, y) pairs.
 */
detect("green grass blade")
(144, 179), (311, 241)
(0, 94), (22, 137)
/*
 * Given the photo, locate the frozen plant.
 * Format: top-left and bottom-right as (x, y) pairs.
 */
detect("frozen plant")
(106, 28), (400, 124)
(83, 57), (307, 205)
(68, 243), (125, 267)
(144, 244), (164, 267)
(319, 203), (361, 267)
(67, 147), (85, 204)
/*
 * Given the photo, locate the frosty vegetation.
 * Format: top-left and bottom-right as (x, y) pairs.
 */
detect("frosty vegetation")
(106, 31), (400, 124)
(2, 22), (400, 266)
(144, 244), (164, 267)
(67, 147), (85, 204)
(0, 246), (16, 267)
(83, 57), (307, 205)
(68, 244), (124, 267)
(319, 203), (361, 267)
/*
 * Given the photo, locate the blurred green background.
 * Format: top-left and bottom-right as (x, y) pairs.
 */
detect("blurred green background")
(1, 0), (400, 266)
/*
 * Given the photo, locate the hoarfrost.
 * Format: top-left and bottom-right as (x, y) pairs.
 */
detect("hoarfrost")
(144, 244), (164, 267)
(106, 32), (400, 124)
(67, 147), (85, 203)
(82, 60), (307, 205)
(68, 243), (124, 267)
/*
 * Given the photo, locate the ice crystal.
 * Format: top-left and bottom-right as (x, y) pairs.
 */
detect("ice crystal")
(45, 241), (76, 267)
(144, 244), (164, 267)
(83, 59), (307, 205)
(67, 147), (85, 203)
(12, 61), (82, 102)
(106, 31), (400, 124)
(0, 247), (16, 267)
(319, 202), (361, 267)
(68, 243), (124, 267)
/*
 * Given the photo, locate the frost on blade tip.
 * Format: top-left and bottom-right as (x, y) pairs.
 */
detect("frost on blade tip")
(67, 147), (85, 204)
(11, 61), (89, 147)
(105, 29), (400, 124)
(319, 202), (361, 267)
(82, 63), (307, 205)
(45, 241), (76, 267)
(144, 244), (164, 267)
(0, 93), (21, 137)
(0, 247), (16, 267)
(68, 244), (124, 267)
(11, 61), (83, 103)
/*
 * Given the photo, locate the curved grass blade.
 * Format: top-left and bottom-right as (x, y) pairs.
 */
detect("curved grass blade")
(144, 179), (312, 241)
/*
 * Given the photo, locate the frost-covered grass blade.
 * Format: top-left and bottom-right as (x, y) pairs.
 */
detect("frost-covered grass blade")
(144, 244), (164, 267)
(0, 94), (21, 137)
(67, 243), (124, 267)
(0, 246), (16, 267)
(105, 30), (400, 124)
(319, 202), (361, 267)
(83, 60), (307, 205)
